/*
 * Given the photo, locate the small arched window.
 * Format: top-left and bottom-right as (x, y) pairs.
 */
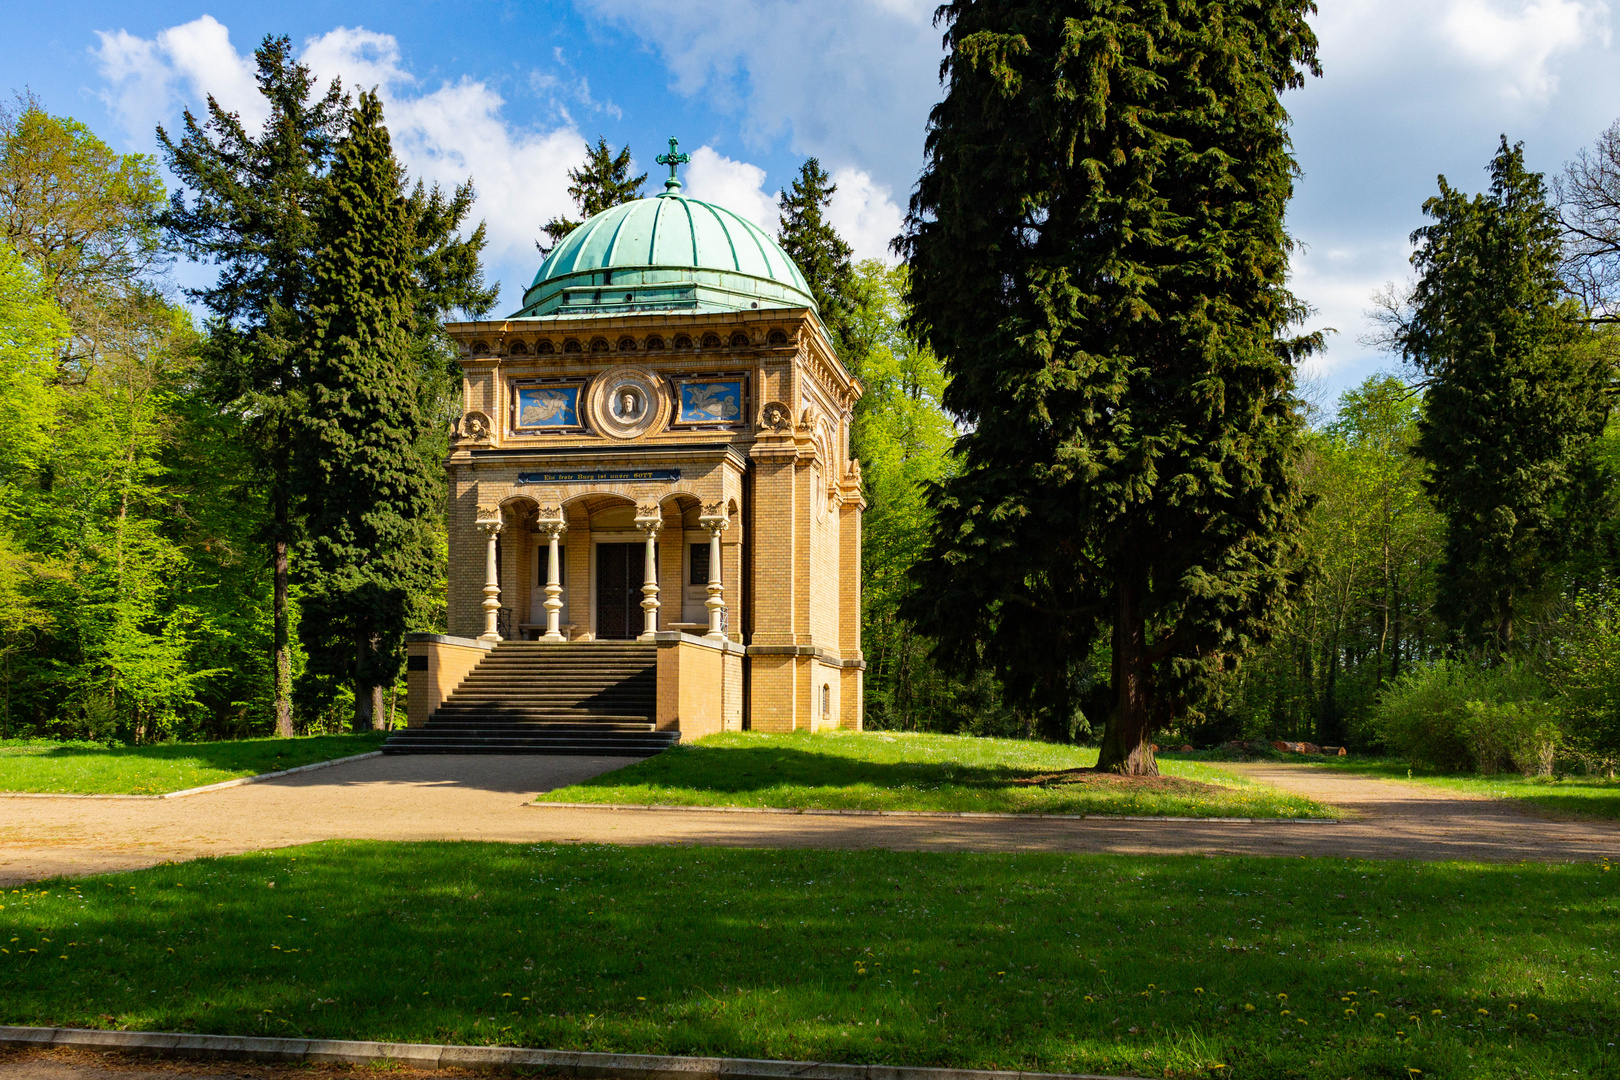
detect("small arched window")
(729, 331), (749, 347)
(767, 329), (788, 346)
(590, 337), (610, 353)
(617, 336), (637, 351)
(508, 340), (529, 356)
(562, 338), (582, 353)
(822, 683), (831, 718)
(674, 334), (694, 349)
(645, 335), (666, 351)
(701, 333), (722, 348)
(470, 341), (489, 355)
(536, 339), (556, 355)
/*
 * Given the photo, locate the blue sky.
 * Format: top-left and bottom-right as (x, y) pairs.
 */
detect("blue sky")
(4, 0), (1618, 400)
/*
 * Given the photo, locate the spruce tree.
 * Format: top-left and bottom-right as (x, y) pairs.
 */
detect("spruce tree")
(297, 91), (438, 731)
(158, 37), (347, 736)
(777, 158), (857, 353)
(1399, 138), (1608, 652)
(899, 0), (1322, 773)
(539, 137), (645, 253)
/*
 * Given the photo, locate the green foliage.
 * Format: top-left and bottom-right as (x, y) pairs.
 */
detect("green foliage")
(900, 0), (1322, 772)
(1398, 138), (1609, 651)
(1205, 376), (1444, 747)
(539, 136), (645, 253)
(5, 843), (1617, 1080)
(296, 92), (462, 730)
(1370, 659), (1554, 774)
(776, 158), (857, 354)
(540, 730), (1328, 818)
(1551, 585), (1620, 766)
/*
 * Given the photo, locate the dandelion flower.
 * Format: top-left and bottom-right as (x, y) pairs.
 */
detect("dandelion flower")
(1375, 1013), (1386, 1020)
(1244, 1004), (1255, 1012)
(1477, 1009), (1488, 1016)
(1194, 988), (1204, 994)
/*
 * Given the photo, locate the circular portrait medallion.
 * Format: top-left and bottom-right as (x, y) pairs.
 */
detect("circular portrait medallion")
(589, 367), (667, 440)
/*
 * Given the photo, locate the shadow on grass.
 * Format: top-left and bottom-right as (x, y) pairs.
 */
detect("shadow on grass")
(2, 841), (1613, 1079)
(1, 733), (386, 771)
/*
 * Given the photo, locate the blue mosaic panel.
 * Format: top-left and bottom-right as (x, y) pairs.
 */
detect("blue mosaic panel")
(516, 386), (579, 428)
(679, 380), (743, 424)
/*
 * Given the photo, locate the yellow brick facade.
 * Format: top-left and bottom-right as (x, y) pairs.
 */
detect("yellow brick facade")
(439, 307), (864, 733)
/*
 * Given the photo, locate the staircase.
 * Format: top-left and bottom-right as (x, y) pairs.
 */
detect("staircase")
(384, 641), (677, 756)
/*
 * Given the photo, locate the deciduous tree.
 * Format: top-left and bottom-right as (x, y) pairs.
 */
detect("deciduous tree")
(900, 0), (1322, 773)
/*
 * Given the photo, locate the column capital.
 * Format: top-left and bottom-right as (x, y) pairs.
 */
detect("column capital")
(537, 518), (567, 538)
(635, 503), (664, 534)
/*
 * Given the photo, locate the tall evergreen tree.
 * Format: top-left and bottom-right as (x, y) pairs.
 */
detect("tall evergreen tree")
(298, 91), (491, 731)
(777, 158), (857, 354)
(157, 36), (347, 736)
(539, 137), (645, 253)
(899, 0), (1321, 774)
(1398, 138), (1608, 652)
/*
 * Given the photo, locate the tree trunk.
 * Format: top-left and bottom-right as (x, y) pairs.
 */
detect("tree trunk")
(1096, 579), (1157, 775)
(353, 632), (388, 732)
(273, 492), (294, 738)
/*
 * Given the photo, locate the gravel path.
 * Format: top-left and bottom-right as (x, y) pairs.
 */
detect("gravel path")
(2, 755), (1616, 884)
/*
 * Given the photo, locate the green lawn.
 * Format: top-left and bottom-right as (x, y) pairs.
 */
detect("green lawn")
(2, 842), (1615, 1080)
(538, 731), (1332, 818)
(0, 733), (388, 795)
(1298, 756), (1620, 821)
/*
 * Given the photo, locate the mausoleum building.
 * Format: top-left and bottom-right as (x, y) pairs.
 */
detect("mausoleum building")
(400, 145), (865, 750)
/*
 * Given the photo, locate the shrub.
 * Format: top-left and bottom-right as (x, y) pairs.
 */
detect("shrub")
(1371, 659), (1556, 773)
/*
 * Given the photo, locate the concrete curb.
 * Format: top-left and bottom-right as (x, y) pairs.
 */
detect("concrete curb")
(0, 1026), (1132, 1080)
(527, 800), (1339, 824)
(0, 752), (384, 801)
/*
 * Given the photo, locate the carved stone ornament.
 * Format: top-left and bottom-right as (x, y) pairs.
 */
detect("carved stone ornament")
(759, 400), (792, 431)
(457, 411), (492, 442)
(799, 405), (818, 430)
(474, 503), (502, 525)
(588, 366), (667, 440)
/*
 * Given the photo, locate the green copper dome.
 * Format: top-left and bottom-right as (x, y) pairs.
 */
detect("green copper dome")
(513, 184), (816, 320)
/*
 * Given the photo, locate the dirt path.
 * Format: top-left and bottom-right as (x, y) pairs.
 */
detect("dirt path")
(2, 756), (1616, 884)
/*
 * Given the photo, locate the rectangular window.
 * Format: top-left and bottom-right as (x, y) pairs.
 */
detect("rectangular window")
(537, 545), (565, 583)
(690, 543), (710, 586)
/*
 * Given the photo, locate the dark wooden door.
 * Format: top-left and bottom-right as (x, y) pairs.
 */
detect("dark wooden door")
(595, 543), (639, 640)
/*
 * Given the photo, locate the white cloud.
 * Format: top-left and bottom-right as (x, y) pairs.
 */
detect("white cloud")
(579, 0), (941, 199)
(827, 167), (904, 263)
(1442, 0), (1610, 101)
(89, 19), (587, 312)
(683, 145), (779, 233)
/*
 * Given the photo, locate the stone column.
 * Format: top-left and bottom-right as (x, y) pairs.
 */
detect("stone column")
(476, 504), (504, 643)
(701, 503), (729, 640)
(538, 509), (567, 642)
(636, 504), (662, 641)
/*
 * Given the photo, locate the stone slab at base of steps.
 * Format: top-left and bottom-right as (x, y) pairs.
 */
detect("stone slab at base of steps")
(0, 1027), (1132, 1080)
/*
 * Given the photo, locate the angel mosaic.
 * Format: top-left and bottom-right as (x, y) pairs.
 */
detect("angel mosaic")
(517, 386), (579, 427)
(679, 381), (742, 423)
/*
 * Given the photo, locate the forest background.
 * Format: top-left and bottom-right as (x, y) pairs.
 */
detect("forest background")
(4, 48), (1620, 775)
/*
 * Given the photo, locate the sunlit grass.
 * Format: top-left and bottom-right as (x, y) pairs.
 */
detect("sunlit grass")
(0, 733), (388, 795)
(1300, 755), (1620, 821)
(537, 730), (1332, 818)
(1, 841), (1614, 1080)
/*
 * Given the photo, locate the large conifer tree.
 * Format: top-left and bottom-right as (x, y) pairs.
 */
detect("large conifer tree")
(900, 0), (1321, 773)
(297, 91), (486, 730)
(539, 137), (645, 254)
(158, 37), (347, 736)
(1399, 139), (1607, 652)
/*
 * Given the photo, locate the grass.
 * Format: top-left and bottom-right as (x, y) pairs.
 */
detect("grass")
(536, 730), (1332, 818)
(1297, 755), (1620, 821)
(0, 733), (389, 795)
(2, 842), (1615, 1080)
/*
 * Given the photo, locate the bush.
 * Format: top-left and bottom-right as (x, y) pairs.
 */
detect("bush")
(1371, 660), (1557, 774)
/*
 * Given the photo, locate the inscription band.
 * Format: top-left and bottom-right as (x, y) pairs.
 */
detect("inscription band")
(517, 468), (682, 484)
